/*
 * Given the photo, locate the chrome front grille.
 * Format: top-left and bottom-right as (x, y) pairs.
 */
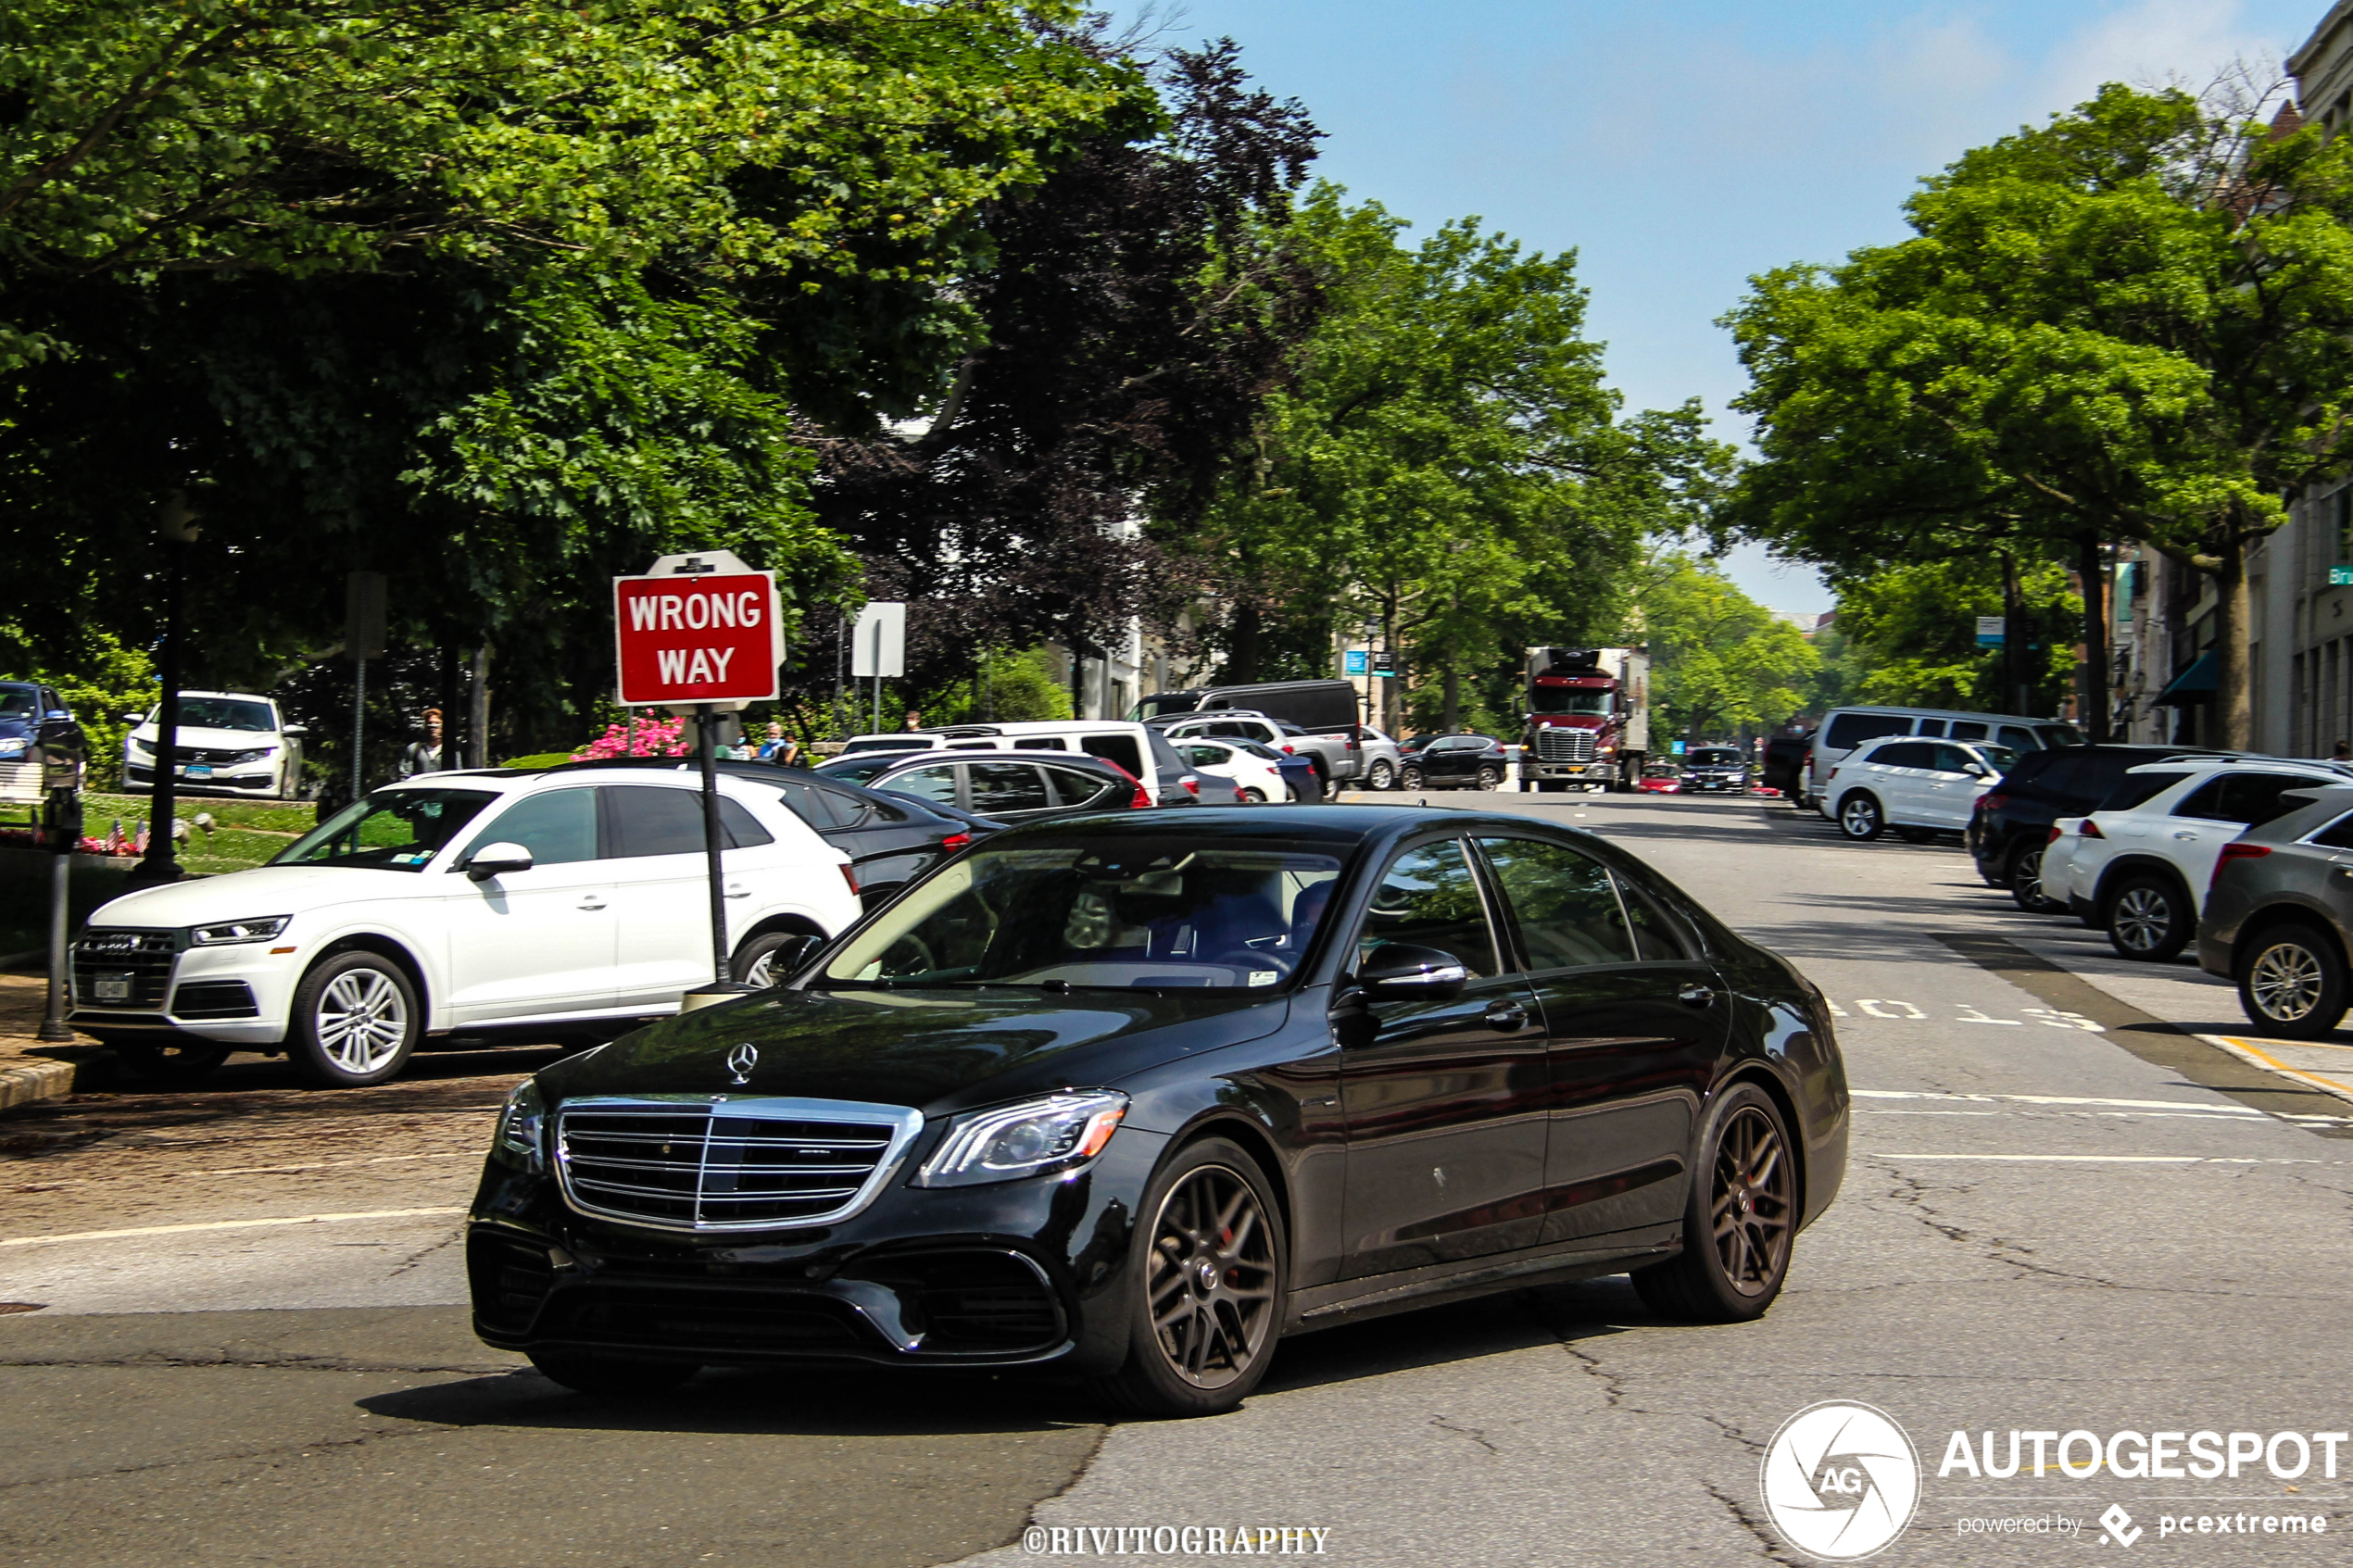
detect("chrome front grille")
(72, 929), (182, 1010)
(555, 1096), (925, 1233)
(1536, 728), (1597, 762)
(0, 760), (40, 804)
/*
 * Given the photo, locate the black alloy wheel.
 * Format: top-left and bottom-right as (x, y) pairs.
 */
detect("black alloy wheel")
(2237, 922), (2350, 1039)
(2007, 843), (2061, 913)
(1632, 1083), (1795, 1322)
(1399, 765), (1426, 792)
(1836, 792), (1884, 841)
(2105, 873), (2191, 962)
(111, 1039), (232, 1084)
(527, 1348), (698, 1396)
(1091, 1137), (1286, 1418)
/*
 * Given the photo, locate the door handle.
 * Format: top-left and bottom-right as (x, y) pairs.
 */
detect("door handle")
(2172, 831), (2197, 840)
(724, 883), (750, 899)
(576, 897), (607, 910)
(1678, 984), (1716, 1008)
(1483, 1001), (1529, 1031)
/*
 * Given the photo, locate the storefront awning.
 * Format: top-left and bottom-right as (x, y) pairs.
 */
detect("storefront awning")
(2151, 650), (2217, 707)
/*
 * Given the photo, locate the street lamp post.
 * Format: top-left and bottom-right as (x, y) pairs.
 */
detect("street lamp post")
(126, 494), (199, 891)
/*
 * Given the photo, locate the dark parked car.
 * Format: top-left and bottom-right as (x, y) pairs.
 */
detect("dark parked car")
(466, 807), (1848, 1416)
(2199, 784), (2353, 1036)
(551, 758), (993, 915)
(0, 680), (86, 842)
(1680, 746), (1748, 796)
(1967, 745), (2241, 911)
(1398, 733), (1509, 791)
(816, 748), (1212, 820)
(1761, 733), (1809, 804)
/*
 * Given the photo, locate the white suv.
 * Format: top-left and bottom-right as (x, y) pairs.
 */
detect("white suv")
(1819, 734), (2015, 841)
(2056, 759), (2353, 960)
(70, 767), (862, 1086)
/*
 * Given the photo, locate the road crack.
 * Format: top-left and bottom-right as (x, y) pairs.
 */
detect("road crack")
(1704, 1480), (1803, 1564)
(1428, 1413), (1499, 1454)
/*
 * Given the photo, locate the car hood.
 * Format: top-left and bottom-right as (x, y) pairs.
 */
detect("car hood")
(88, 863), (431, 928)
(539, 985), (1292, 1118)
(1530, 717), (1604, 731)
(129, 723), (279, 747)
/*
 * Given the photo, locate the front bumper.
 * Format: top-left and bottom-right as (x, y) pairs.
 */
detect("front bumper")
(467, 1123), (1168, 1372)
(121, 759), (282, 794)
(1526, 761), (1616, 780)
(68, 934), (296, 1044)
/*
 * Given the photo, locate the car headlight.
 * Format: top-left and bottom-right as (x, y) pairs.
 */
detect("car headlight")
(188, 916), (292, 946)
(494, 1080), (547, 1172)
(130, 736), (153, 755)
(913, 1090), (1127, 1187)
(0, 737), (23, 755)
(227, 747), (274, 765)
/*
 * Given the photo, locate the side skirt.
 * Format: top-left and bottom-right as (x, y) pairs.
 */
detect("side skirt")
(1283, 1225), (1681, 1336)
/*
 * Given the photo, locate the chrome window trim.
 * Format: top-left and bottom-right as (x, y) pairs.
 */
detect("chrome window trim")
(553, 1093), (926, 1234)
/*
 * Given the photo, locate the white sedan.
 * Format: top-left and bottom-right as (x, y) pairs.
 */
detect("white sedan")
(1172, 737), (1290, 803)
(70, 766), (861, 1086)
(122, 690), (306, 798)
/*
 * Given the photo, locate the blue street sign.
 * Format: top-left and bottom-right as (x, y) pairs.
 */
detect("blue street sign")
(1343, 650), (1368, 675)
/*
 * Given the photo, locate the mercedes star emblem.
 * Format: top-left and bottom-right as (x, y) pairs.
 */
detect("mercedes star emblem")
(725, 1042), (758, 1085)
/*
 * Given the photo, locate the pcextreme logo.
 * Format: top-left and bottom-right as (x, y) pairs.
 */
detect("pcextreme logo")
(1760, 1401), (1923, 1561)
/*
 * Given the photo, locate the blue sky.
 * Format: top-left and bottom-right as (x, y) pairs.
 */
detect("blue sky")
(1114, 0), (2327, 612)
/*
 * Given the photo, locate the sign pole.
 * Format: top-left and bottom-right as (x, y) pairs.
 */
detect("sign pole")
(696, 701), (728, 986)
(871, 620), (883, 734)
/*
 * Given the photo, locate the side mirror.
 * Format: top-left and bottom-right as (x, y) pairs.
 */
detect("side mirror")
(283, 723), (308, 736)
(463, 842), (534, 882)
(1964, 762), (1989, 778)
(44, 709), (70, 722)
(1357, 942), (1470, 1001)
(122, 711), (146, 723)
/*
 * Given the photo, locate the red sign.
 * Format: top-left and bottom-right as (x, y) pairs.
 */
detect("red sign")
(614, 571), (781, 706)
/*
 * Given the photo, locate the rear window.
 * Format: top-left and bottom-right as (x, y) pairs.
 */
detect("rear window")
(2309, 811), (2353, 850)
(1824, 712), (1911, 750)
(2099, 771), (2189, 812)
(1083, 734), (1146, 778)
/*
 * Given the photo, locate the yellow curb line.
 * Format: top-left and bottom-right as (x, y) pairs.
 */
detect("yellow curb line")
(0, 1206), (468, 1248)
(2202, 1035), (2353, 1109)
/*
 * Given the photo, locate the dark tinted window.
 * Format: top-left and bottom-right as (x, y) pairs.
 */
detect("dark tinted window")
(2220, 772), (2330, 827)
(772, 774), (850, 830)
(1931, 744), (1984, 775)
(1825, 712), (1911, 749)
(602, 786), (770, 856)
(467, 788), (598, 866)
(1613, 874), (1692, 960)
(881, 763), (961, 808)
(1013, 737), (1066, 750)
(1478, 837), (1632, 969)
(968, 761), (1051, 814)
(1360, 840), (1499, 978)
(2101, 771), (2190, 812)
(1043, 765), (1125, 809)
(1996, 725), (2035, 751)
(1948, 721), (1989, 741)
(1872, 742), (1934, 769)
(2035, 724), (2087, 748)
(1081, 734), (1145, 777)
(2308, 811), (2353, 849)
(1915, 719), (1946, 737)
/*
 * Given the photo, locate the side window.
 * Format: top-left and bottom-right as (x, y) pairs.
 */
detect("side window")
(2102, 770), (2190, 811)
(1358, 839), (1500, 978)
(2222, 773), (2329, 827)
(601, 786), (708, 858)
(1477, 837), (1632, 969)
(1873, 742), (1932, 769)
(1948, 721), (1988, 742)
(1044, 766), (1121, 809)
(466, 789), (598, 866)
(772, 775), (848, 830)
(968, 761), (1051, 814)
(1916, 719), (1947, 737)
(2307, 811), (2353, 849)
(881, 764), (961, 808)
(1613, 874), (1693, 961)
(1183, 745), (1226, 768)
(2173, 777), (2230, 821)
(719, 797), (774, 848)
(1932, 744), (1982, 774)
(1013, 737), (1066, 750)
(1824, 712), (1910, 750)
(1082, 734), (1145, 777)
(1996, 725), (2035, 751)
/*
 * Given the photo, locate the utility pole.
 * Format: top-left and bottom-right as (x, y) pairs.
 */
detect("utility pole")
(127, 494), (200, 891)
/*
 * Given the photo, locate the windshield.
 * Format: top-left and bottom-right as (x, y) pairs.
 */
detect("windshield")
(1971, 744), (2020, 771)
(0, 687), (35, 721)
(821, 839), (1345, 992)
(1687, 749), (1740, 766)
(2035, 724), (2086, 748)
(153, 696), (275, 732)
(1530, 688), (1612, 716)
(273, 789), (497, 871)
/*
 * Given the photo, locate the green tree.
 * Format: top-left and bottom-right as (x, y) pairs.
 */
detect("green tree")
(1630, 552), (1818, 742)
(1832, 558), (2080, 716)
(1724, 83), (2353, 747)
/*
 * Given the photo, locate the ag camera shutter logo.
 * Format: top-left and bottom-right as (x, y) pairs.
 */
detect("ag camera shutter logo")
(1760, 1401), (1921, 1560)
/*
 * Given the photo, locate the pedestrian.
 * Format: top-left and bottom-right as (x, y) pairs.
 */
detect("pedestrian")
(2334, 739), (2350, 762)
(396, 709), (443, 778)
(755, 721), (786, 760)
(775, 731), (803, 769)
(900, 708), (923, 733)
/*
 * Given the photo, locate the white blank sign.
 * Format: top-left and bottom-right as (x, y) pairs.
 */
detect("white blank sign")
(852, 602), (906, 678)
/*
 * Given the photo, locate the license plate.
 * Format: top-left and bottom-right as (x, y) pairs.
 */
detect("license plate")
(182, 764), (212, 779)
(94, 972), (133, 1002)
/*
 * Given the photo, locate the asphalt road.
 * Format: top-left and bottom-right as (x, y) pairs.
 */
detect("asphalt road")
(6, 793), (2351, 1567)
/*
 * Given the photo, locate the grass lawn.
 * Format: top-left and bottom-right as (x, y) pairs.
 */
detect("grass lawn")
(82, 791), (317, 875)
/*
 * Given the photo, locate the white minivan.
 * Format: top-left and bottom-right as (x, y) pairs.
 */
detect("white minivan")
(1806, 706), (2084, 814)
(69, 767), (862, 1087)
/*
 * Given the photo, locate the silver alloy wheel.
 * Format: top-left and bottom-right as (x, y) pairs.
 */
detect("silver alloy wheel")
(2249, 938), (2327, 1022)
(1368, 760), (1395, 790)
(1242, 787), (1266, 802)
(1839, 796), (1878, 837)
(2110, 885), (2175, 954)
(314, 967), (409, 1074)
(744, 948), (779, 988)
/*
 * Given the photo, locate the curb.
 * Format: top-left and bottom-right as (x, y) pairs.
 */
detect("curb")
(0, 1058), (77, 1112)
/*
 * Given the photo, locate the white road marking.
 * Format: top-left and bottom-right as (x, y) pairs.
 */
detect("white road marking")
(0, 1207), (468, 1248)
(1857, 1089), (2256, 1114)
(1869, 1154), (2327, 1165)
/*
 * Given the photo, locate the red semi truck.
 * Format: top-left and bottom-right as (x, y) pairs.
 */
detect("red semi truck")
(1520, 646), (1651, 792)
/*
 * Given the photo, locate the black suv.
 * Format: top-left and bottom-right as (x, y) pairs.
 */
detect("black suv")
(1968, 744), (2240, 911)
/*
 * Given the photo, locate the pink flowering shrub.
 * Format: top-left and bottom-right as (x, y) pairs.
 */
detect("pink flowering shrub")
(572, 717), (690, 760)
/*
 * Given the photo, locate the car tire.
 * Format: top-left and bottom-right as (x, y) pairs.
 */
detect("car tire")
(2104, 873), (2192, 962)
(1630, 1082), (1795, 1323)
(2007, 844), (2061, 913)
(109, 1039), (232, 1084)
(2236, 922), (2349, 1038)
(1088, 1136), (1287, 1419)
(527, 1348), (697, 1396)
(1400, 766), (1425, 791)
(285, 950), (421, 1087)
(1366, 760), (1396, 791)
(1476, 765), (1502, 791)
(1836, 792), (1884, 841)
(1240, 787), (1267, 803)
(732, 929), (818, 988)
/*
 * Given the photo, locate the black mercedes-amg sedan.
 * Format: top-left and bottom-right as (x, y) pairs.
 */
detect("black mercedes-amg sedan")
(467, 807), (1848, 1416)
